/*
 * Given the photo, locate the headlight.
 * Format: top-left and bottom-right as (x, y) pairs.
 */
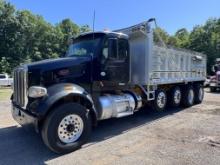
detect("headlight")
(28, 86), (47, 98)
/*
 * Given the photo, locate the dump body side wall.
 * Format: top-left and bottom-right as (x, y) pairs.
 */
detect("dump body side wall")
(151, 45), (207, 85)
(115, 22), (206, 86)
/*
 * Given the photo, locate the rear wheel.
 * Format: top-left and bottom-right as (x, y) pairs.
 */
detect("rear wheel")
(168, 86), (181, 107)
(152, 89), (167, 112)
(194, 84), (204, 104)
(41, 103), (92, 154)
(181, 85), (194, 107)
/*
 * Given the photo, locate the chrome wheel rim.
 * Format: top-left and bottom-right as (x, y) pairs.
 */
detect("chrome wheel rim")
(58, 114), (84, 144)
(174, 89), (181, 104)
(188, 89), (194, 105)
(157, 92), (166, 109)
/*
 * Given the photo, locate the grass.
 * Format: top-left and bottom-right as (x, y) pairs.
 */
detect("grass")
(0, 87), (12, 101)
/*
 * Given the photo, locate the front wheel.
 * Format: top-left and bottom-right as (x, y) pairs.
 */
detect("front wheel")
(41, 103), (92, 154)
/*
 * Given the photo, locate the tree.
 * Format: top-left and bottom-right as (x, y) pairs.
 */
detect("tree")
(153, 27), (169, 46)
(0, 0), (219, 75)
(0, 1), (86, 73)
(188, 19), (220, 74)
(175, 28), (189, 48)
(0, 57), (10, 73)
(0, 1), (21, 72)
(80, 25), (91, 33)
(56, 19), (80, 55)
(167, 36), (180, 47)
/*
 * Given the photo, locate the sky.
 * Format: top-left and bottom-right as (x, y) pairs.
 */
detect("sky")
(7, 0), (220, 35)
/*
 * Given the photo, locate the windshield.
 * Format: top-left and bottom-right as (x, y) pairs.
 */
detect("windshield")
(0, 75), (6, 79)
(66, 38), (101, 57)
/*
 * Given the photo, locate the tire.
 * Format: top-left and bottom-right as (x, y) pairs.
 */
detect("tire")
(210, 87), (216, 93)
(194, 84), (204, 104)
(168, 86), (182, 107)
(181, 85), (195, 107)
(41, 103), (92, 154)
(152, 89), (167, 112)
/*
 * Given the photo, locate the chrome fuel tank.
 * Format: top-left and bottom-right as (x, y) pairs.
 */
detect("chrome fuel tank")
(98, 93), (141, 120)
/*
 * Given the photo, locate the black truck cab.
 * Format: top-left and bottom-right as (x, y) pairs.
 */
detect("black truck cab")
(11, 31), (132, 153)
(67, 32), (130, 84)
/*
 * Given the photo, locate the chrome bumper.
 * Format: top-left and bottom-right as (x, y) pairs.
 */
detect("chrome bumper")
(210, 82), (220, 87)
(11, 103), (38, 131)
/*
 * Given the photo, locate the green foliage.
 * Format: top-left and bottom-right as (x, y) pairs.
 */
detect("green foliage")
(154, 27), (170, 45)
(188, 19), (220, 73)
(153, 19), (220, 74)
(0, 1), (89, 74)
(80, 25), (91, 33)
(0, 0), (219, 75)
(56, 18), (80, 55)
(0, 57), (10, 73)
(174, 28), (189, 48)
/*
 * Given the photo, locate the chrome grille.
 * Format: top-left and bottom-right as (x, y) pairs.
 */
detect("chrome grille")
(13, 66), (28, 108)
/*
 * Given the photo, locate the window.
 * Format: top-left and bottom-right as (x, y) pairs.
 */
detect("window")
(105, 38), (118, 60)
(102, 40), (108, 59)
(105, 38), (128, 60)
(118, 39), (128, 60)
(0, 75), (6, 79)
(67, 38), (102, 57)
(101, 40), (109, 64)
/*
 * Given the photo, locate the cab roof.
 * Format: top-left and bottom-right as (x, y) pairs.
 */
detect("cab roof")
(74, 31), (129, 39)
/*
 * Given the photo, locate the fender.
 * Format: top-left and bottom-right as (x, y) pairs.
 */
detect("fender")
(35, 83), (98, 121)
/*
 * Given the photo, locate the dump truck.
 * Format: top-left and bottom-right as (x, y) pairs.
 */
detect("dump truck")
(11, 19), (207, 153)
(210, 58), (220, 92)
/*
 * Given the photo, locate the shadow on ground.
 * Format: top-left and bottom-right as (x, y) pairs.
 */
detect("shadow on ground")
(0, 107), (183, 165)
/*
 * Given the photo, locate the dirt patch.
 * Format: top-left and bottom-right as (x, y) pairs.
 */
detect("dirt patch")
(0, 88), (12, 101)
(186, 104), (220, 115)
(0, 91), (220, 165)
(199, 136), (220, 148)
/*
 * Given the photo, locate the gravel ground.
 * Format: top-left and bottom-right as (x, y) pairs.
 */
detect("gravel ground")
(0, 89), (220, 165)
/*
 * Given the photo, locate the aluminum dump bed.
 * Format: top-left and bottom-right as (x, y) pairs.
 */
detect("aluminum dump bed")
(115, 22), (206, 85)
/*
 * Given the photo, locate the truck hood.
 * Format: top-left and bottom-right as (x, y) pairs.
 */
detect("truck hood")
(27, 57), (91, 71)
(26, 56), (92, 87)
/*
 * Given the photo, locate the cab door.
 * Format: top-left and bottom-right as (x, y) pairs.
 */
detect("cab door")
(100, 38), (130, 83)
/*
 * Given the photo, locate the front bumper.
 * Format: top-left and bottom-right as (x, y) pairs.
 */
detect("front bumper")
(210, 82), (220, 87)
(11, 103), (38, 131)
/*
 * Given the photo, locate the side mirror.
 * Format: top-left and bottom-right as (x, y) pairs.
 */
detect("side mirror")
(212, 66), (216, 73)
(108, 38), (118, 59)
